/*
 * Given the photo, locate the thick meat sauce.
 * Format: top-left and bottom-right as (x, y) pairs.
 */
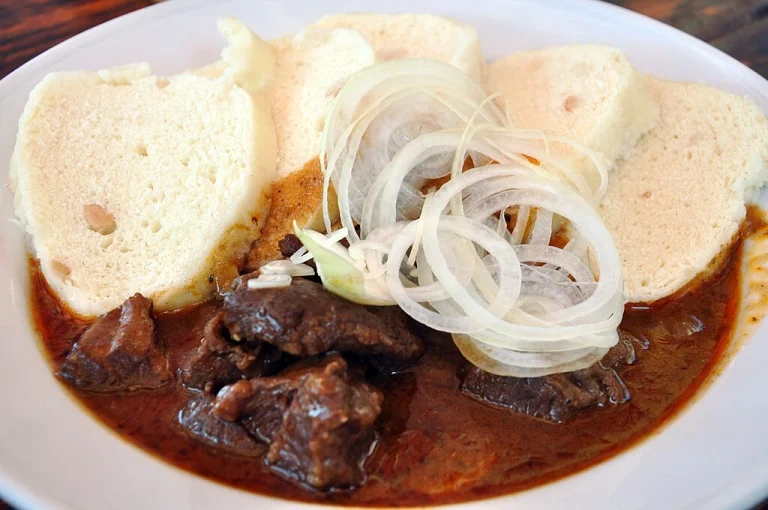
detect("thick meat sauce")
(29, 232), (742, 505)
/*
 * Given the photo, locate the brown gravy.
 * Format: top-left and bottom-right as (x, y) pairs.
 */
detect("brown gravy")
(29, 235), (745, 506)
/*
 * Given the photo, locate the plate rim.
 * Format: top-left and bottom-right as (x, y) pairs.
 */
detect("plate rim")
(1, 1), (768, 509)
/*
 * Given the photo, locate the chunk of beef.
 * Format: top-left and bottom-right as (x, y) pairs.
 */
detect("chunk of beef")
(461, 337), (635, 423)
(222, 278), (423, 367)
(180, 312), (286, 392)
(603, 329), (643, 366)
(547, 362), (630, 407)
(277, 234), (317, 272)
(278, 233), (304, 259)
(177, 394), (264, 457)
(213, 361), (307, 442)
(57, 294), (171, 392)
(462, 373), (568, 421)
(214, 355), (383, 489)
(270, 362), (382, 489)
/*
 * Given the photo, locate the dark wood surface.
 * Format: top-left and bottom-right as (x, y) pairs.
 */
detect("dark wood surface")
(607, 0), (768, 78)
(0, 0), (766, 509)
(0, 0), (155, 79)
(1, 0), (767, 80)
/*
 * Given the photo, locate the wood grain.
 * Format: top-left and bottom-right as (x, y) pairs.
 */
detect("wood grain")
(0, 1), (766, 509)
(0, 0), (154, 79)
(2, 1), (767, 79)
(607, 0), (768, 77)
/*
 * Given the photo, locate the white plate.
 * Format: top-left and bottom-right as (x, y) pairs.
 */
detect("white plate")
(1, 1), (767, 509)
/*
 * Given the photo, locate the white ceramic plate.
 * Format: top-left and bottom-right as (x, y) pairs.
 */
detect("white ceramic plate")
(1, 1), (767, 509)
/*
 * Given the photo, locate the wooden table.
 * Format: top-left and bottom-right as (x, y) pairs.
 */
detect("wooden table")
(0, 0), (767, 509)
(1, 0), (768, 79)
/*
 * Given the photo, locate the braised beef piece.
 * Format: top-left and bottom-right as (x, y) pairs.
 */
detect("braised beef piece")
(57, 294), (171, 392)
(278, 234), (304, 259)
(177, 393), (264, 457)
(277, 234), (318, 272)
(462, 374), (560, 421)
(180, 312), (286, 392)
(461, 333), (636, 423)
(214, 355), (383, 489)
(603, 330), (642, 366)
(222, 278), (424, 368)
(181, 313), (257, 390)
(213, 356), (367, 441)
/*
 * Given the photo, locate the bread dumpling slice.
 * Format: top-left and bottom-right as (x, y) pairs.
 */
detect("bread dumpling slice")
(600, 77), (768, 303)
(244, 15), (483, 269)
(310, 13), (484, 80)
(486, 44), (659, 178)
(242, 28), (376, 269)
(10, 18), (277, 316)
(267, 28), (375, 182)
(245, 16), (484, 270)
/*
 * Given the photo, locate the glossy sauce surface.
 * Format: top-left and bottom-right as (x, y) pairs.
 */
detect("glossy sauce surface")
(30, 241), (742, 506)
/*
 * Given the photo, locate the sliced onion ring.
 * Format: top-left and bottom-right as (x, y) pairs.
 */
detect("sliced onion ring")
(284, 59), (625, 377)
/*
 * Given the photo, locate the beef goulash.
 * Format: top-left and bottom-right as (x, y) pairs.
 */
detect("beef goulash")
(13, 12), (768, 507)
